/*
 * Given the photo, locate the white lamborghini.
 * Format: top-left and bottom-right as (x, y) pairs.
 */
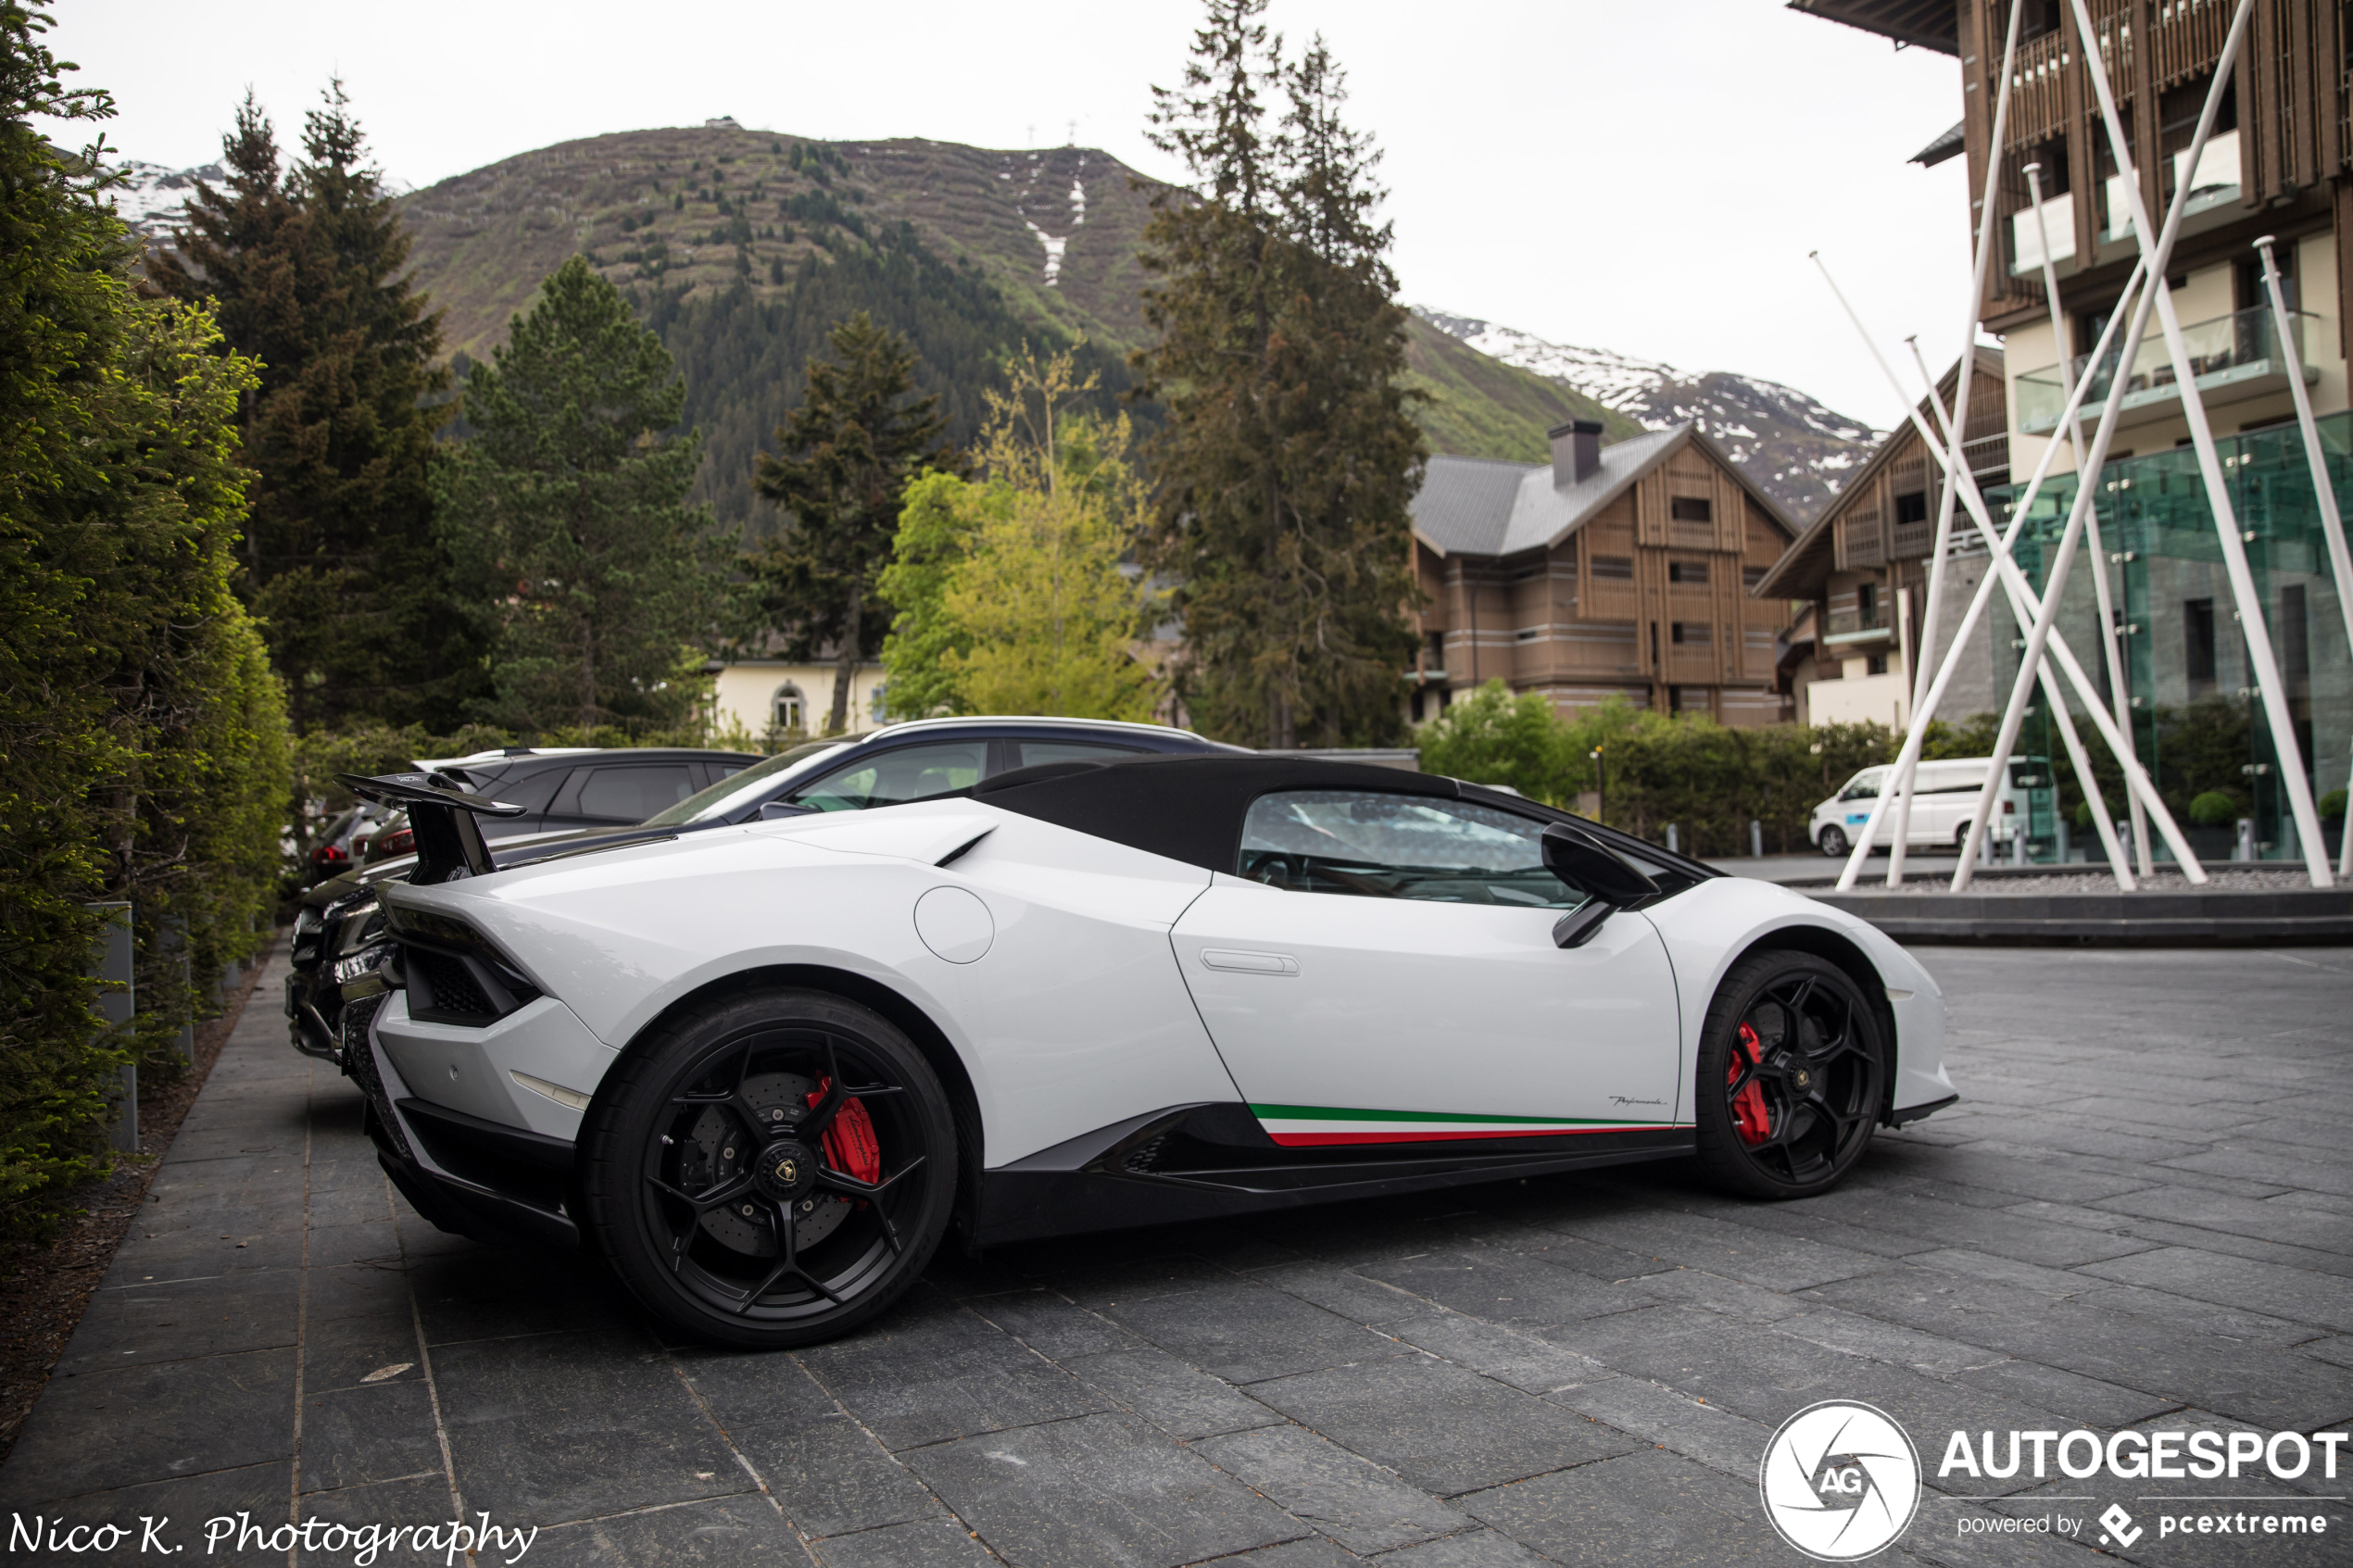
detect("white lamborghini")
(335, 755), (1957, 1348)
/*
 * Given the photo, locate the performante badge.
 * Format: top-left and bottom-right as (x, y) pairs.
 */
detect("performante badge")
(1758, 1400), (1921, 1561)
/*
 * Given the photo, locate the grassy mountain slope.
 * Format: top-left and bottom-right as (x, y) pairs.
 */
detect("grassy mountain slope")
(393, 125), (1654, 528)
(1403, 322), (1642, 462)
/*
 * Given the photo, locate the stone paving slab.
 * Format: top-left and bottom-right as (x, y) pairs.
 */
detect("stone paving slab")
(2, 945), (2349, 1566)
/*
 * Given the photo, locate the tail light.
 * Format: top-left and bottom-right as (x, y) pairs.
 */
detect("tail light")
(312, 844), (349, 866)
(373, 827), (416, 858)
(2001, 801), (2015, 815)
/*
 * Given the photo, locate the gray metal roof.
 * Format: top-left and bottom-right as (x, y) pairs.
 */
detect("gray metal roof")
(1411, 424), (1785, 560)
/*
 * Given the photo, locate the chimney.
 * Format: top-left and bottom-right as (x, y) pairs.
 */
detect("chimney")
(1550, 420), (1604, 487)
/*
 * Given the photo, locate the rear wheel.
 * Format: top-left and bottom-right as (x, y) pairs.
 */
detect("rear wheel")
(1692, 951), (1883, 1198)
(1817, 825), (1849, 858)
(581, 988), (954, 1348)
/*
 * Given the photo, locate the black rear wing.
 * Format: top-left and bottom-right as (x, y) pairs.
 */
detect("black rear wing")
(337, 772), (525, 884)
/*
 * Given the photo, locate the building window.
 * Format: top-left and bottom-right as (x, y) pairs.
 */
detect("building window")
(1411, 688), (1426, 723)
(1894, 491), (1929, 526)
(870, 683), (890, 722)
(1426, 631), (1447, 672)
(1591, 556), (1634, 581)
(1670, 622), (1711, 647)
(2282, 583), (2309, 680)
(1743, 565), (1768, 590)
(2184, 597), (2216, 684)
(1866, 654), (1888, 676)
(770, 683), (805, 734)
(1667, 559), (1708, 585)
(1669, 496), (1712, 523)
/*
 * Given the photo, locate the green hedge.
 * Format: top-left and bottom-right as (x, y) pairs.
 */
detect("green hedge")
(1, 12), (289, 1236)
(1416, 682), (1992, 859)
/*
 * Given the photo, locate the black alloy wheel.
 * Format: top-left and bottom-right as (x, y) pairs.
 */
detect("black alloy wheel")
(582, 988), (954, 1348)
(1818, 825), (1850, 858)
(1692, 951), (1884, 1198)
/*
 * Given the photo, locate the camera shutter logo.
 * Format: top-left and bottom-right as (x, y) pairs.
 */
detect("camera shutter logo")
(1758, 1400), (1921, 1560)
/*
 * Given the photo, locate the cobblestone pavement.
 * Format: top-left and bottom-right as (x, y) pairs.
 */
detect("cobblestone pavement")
(3, 945), (2348, 1567)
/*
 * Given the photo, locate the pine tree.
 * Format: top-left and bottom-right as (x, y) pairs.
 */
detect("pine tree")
(749, 312), (953, 734)
(154, 82), (472, 731)
(434, 256), (735, 735)
(1133, 6), (1423, 747)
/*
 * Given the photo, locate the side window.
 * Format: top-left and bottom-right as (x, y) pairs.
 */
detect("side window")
(1015, 740), (1142, 770)
(575, 764), (698, 822)
(1238, 789), (1579, 909)
(1838, 772), (1881, 802)
(786, 741), (986, 812)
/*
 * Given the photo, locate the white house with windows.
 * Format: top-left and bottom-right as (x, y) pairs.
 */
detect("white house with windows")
(710, 659), (892, 741)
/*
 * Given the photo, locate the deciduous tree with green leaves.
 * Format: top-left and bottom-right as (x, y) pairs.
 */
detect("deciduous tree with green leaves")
(1134, 2), (1423, 747)
(750, 313), (955, 734)
(879, 344), (1161, 721)
(434, 256), (736, 735)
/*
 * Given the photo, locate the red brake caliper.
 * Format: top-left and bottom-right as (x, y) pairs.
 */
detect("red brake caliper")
(806, 1078), (882, 1185)
(1729, 1022), (1771, 1147)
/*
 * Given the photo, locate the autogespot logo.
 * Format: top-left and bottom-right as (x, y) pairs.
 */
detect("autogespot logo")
(1759, 1400), (1923, 1561)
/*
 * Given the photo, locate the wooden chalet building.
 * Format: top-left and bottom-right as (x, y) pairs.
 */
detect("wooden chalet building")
(1407, 421), (1801, 725)
(1755, 349), (2010, 728)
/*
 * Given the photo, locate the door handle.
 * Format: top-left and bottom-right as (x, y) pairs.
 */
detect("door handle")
(1199, 948), (1300, 975)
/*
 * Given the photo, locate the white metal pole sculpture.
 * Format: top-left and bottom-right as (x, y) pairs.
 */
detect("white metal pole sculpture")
(2251, 234), (2353, 880)
(1952, 0), (2251, 888)
(2067, 0), (2332, 885)
(2027, 160), (2152, 878)
(1886, 0), (2025, 885)
(1815, 254), (2207, 887)
(1906, 341), (2136, 889)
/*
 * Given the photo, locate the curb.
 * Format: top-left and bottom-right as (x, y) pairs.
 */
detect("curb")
(1802, 886), (2353, 944)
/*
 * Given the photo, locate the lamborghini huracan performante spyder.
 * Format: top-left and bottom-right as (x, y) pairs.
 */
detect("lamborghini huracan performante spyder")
(337, 755), (1957, 1348)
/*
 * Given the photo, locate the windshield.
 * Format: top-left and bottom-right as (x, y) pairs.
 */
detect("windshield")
(642, 741), (848, 825)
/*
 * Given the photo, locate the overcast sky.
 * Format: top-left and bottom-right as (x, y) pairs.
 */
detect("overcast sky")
(40, 0), (1972, 429)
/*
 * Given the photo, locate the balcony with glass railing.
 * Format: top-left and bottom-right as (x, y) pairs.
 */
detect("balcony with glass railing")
(1823, 604), (1892, 645)
(2013, 301), (2317, 435)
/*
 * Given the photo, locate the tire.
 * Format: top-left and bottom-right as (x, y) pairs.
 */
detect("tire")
(581, 987), (956, 1348)
(1692, 951), (1884, 1199)
(1818, 825), (1849, 858)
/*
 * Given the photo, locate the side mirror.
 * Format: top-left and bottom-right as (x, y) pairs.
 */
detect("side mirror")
(1541, 822), (1660, 949)
(757, 800), (818, 822)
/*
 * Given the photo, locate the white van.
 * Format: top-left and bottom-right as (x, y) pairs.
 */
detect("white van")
(1810, 757), (2033, 856)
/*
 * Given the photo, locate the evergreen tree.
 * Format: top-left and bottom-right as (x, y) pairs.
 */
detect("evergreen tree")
(155, 82), (472, 731)
(1134, 5), (1423, 746)
(434, 256), (735, 734)
(749, 312), (953, 734)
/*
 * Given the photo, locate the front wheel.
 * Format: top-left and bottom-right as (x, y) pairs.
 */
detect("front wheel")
(580, 988), (955, 1348)
(1817, 825), (1849, 858)
(1692, 951), (1883, 1198)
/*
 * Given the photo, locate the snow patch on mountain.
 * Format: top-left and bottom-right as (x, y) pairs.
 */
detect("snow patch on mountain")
(1414, 306), (1881, 523)
(106, 159), (225, 235)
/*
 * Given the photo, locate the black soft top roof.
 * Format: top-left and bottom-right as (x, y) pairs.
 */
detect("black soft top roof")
(972, 754), (1717, 886)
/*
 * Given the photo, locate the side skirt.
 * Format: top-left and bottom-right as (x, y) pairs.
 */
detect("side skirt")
(975, 1103), (1693, 1247)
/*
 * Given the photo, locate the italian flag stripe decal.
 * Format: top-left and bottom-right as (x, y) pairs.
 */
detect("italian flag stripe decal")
(1250, 1103), (1686, 1147)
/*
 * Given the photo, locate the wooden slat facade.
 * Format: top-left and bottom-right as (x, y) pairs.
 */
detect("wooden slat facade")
(1410, 437), (1798, 726)
(1957, 0), (2351, 346)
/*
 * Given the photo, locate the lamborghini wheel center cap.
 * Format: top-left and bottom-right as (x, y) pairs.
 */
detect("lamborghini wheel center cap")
(1789, 1065), (1815, 1093)
(753, 1138), (819, 1200)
